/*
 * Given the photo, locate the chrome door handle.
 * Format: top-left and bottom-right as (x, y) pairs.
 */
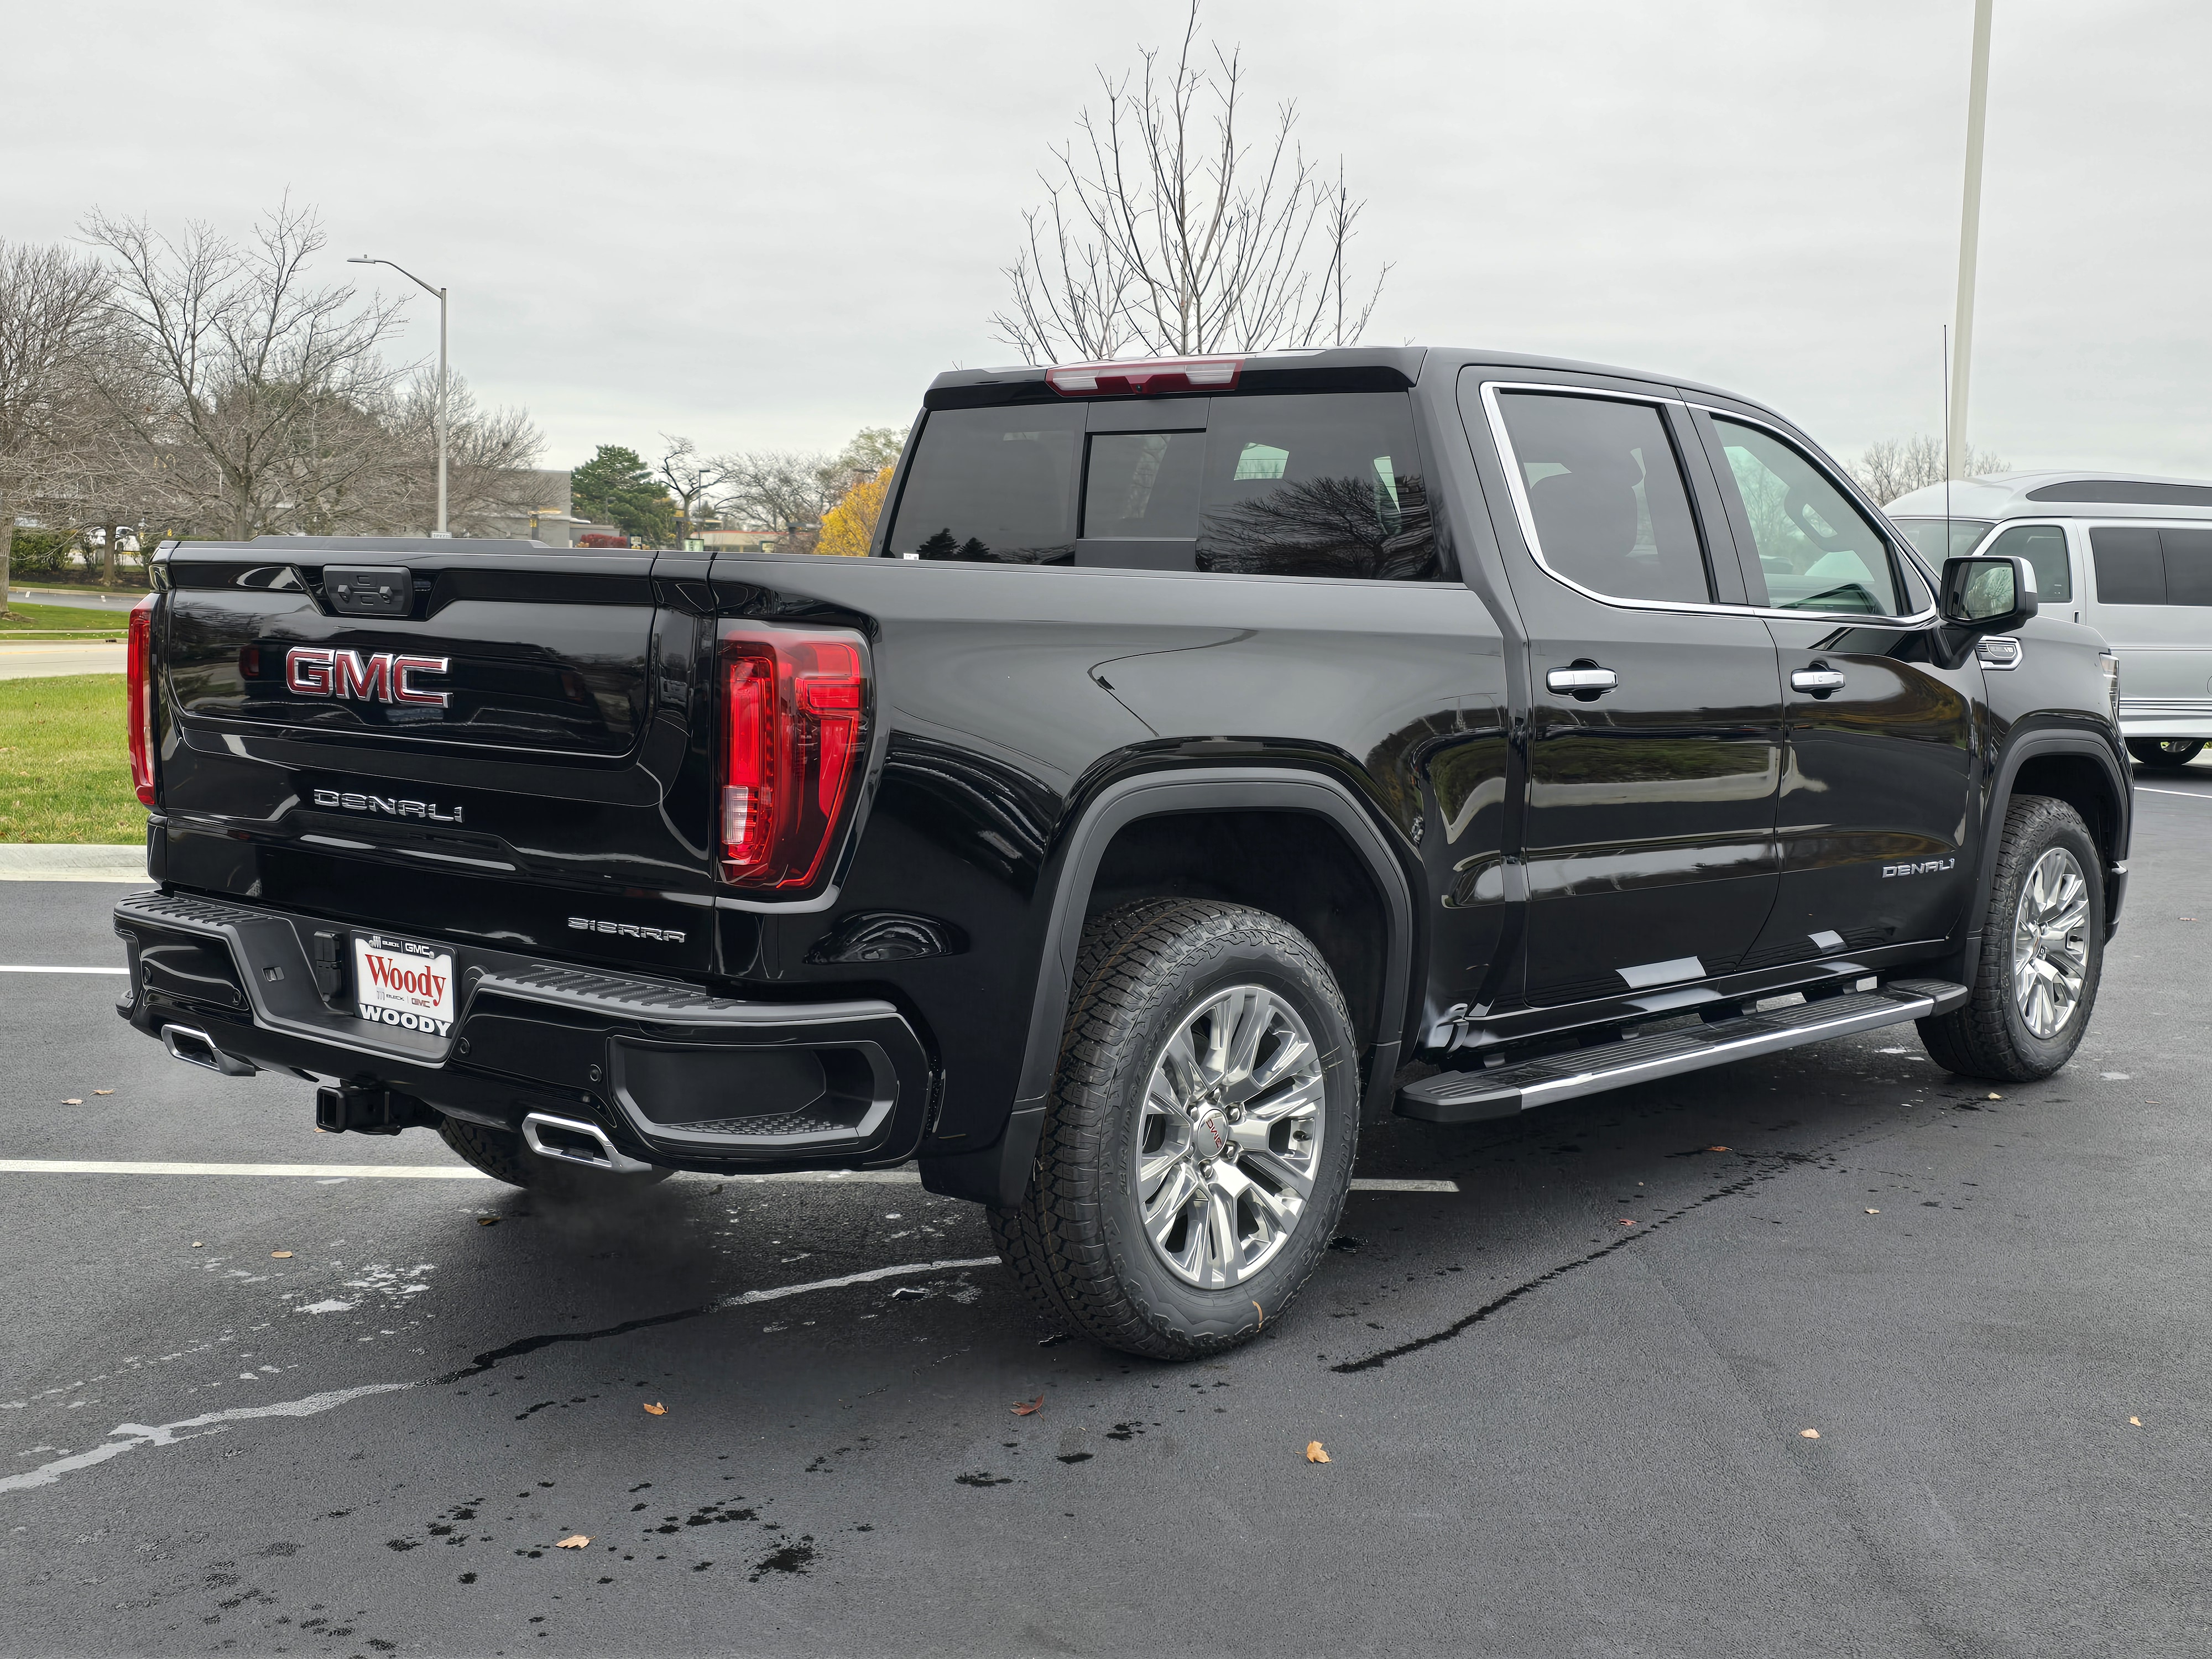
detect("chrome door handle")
(1546, 667), (1619, 695)
(1791, 669), (1846, 693)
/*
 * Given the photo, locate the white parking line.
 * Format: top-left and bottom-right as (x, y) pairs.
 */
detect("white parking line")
(0, 1159), (1457, 1192)
(0, 965), (130, 974)
(2137, 786), (2210, 800)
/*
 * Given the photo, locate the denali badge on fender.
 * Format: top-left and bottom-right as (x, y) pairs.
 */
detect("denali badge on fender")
(312, 788), (463, 824)
(286, 646), (451, 707)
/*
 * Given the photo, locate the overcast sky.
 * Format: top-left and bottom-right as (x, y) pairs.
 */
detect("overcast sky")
(9, 0), (2208, 479)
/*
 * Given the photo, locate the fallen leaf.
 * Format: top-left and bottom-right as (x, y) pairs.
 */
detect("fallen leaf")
(1011, 1395), (1044, 1416)
(190, 1241), (204, 1248)
(61, 1098), (81, 1106)
(556, 1535), (590, 1549)
(1986, 1093), (2001, 1100)
(92, 1089), (113, 1096)
(2130, 1416), (2143, 1427)
(270, 1251), (293, 1259)
(1866, 1208), (1880, 1214)
(476, 1217), (499, 1227)
(1305, 1441), (1331, 1463)
(1799, 1428), (1821, 1439)
(643, 1402), (667, 1416)
(1707, 1145), (1729, 1152)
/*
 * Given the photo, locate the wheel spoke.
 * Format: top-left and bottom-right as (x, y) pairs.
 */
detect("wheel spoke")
(1237, 1142), (1315, 1203)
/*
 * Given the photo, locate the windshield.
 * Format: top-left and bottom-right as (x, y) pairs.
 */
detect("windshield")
(1895, 517), (1994, 564)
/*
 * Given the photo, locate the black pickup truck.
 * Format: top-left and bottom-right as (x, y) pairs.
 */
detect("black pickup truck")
(116, 346), (2130, 1359)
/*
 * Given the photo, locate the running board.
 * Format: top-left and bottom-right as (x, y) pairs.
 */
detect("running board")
(1396, 979), (1969, 1124)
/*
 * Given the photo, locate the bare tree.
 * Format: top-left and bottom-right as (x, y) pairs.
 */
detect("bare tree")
(82, 199), (411, 541)
(0, 239), (109, 613)
(720, 451), (838, 550)
(656, 435), (732, 544)
(1853, 434), (2008, 506)
(992, 1), (1387, 363)
(374, 373), (545, 536)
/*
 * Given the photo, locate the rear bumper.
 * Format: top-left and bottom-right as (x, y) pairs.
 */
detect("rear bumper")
(112, 890), (935, 1173)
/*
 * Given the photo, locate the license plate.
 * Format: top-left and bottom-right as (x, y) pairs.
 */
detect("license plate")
(352, 932), (457, 1039)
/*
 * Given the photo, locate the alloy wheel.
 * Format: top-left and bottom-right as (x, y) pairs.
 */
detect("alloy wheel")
(2012, 846), (2090, 1040)
(1134, 985), (1326, 1289)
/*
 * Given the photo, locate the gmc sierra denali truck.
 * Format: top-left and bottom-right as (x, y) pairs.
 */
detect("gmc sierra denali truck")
(116, 346), (2131, 1360)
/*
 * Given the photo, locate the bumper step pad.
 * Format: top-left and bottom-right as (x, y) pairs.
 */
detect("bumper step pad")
(1397, 979), (1969, 1124)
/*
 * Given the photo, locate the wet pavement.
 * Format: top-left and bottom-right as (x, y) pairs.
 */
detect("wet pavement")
(4, 762), (2209, 1656)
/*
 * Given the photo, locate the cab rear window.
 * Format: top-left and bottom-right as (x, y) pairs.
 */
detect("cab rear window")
(882, 393), (1442, 580)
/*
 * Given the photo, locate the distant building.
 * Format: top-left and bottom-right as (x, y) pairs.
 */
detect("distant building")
(700, 529), (784, 554)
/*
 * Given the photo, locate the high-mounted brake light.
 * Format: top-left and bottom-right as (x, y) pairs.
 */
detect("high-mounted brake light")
(1046, 357), (1243, 397)
(718, 627), (868, 888)
(126, 594), (157, 806)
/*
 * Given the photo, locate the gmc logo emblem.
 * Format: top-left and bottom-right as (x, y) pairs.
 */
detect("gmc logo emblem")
(286, 647), (451, 707)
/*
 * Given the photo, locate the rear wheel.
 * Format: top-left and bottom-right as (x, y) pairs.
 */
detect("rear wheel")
(995, 899), (1359, 1360)
(1917, 795), (2103, 1082)
(2126, 737), (2204, 769)
(436, 1116), (670, 1199)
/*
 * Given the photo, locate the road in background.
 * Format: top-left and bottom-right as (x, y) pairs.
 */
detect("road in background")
(2, 764), (2206, 1657)
(0, 641), (126, 680)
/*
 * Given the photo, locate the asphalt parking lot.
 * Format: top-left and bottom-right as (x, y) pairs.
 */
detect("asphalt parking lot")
(5, 763), (2209, 1658)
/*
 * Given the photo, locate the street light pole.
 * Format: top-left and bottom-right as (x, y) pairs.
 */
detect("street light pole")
(349, 255), (448, 535)
(1948, 0), (1995, 481)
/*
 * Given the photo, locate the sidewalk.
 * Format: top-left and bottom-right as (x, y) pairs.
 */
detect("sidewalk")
(0, 640), (127, 680)
(0, 845), (149, 883)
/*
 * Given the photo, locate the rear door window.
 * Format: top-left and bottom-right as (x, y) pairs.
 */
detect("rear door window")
(1709, 419), (1905, 615)
(1982, 523), (2072, 602)
(2089, 526), (2167, 604)
(1490, 390), (1711, 604)
(884, 392), (1441, 579)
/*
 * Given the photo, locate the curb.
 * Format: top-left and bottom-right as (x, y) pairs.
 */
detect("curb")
(0, 844), (150, 884)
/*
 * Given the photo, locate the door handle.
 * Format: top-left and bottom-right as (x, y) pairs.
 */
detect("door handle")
(1546, 666), (1619, 695)
(1791, 667), (1846, 694)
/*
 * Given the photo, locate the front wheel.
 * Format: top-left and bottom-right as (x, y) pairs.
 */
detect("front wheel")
(1917, 795), (2104, 1082)
(2127, 737), (2204, 770)
(995, 899), (1360, 1361)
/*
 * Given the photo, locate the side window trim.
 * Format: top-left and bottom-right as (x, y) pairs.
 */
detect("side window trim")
(1686, 401), (1938, 624)
(1475, 379), (1720, 612)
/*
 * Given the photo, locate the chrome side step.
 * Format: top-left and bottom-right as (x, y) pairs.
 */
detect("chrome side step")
(1396, 979), (1969, 1124)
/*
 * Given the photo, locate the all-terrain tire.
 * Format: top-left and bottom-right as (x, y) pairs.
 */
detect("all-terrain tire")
(1917, 795), (2104, 1082)
(995, 899), (1360, 1361)
(436, 1116), (671, 1198)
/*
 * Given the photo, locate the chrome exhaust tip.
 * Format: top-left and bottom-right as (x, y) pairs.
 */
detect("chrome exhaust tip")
(521, 1111), (654, 1176)
(160, 1024), (259, 1078)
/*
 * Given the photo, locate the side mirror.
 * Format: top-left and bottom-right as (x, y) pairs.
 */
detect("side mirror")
(1940, 553), (2039, 633)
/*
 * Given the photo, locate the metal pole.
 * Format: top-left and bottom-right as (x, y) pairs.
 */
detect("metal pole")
(1949, 0), (1995, 481)
(436, 287), (449, 536)
(347, 256), (452, 535)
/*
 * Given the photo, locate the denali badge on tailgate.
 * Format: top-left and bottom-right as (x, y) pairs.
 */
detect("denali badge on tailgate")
(353, 932), (457, 1037)
(312, 788), (463, 824)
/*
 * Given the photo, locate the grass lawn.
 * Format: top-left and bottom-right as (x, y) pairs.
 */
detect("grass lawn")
(1, 601), (134, 639)
(0, 675), (147, 843)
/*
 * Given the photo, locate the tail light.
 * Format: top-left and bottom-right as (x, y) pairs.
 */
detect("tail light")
(127, 594), (157, 806)
(719, 627), (868, 888)
(1046, 357), (1242, 396)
